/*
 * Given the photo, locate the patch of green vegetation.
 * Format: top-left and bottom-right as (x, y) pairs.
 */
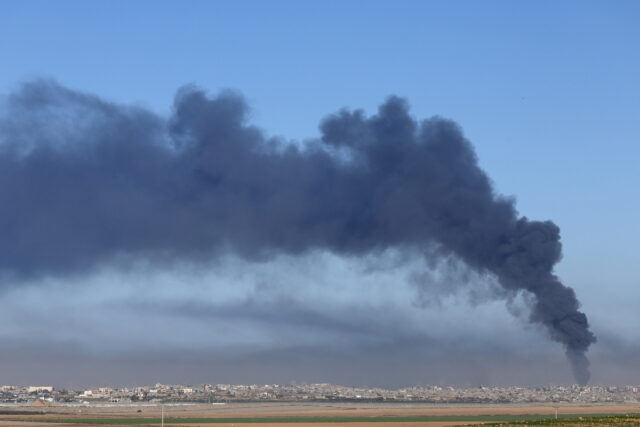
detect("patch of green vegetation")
(21, 413), (640, 425)
(466, 414), (640, 426)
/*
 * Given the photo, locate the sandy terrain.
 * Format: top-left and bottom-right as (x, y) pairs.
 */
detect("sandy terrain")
(0, 402), (638, 426)
(0, 423), (483, 427)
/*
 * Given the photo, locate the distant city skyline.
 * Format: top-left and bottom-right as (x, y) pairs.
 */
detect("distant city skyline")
(3, 382), (639, 405)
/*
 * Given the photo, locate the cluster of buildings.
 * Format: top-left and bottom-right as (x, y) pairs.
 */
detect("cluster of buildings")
(1, 383), (639, 405)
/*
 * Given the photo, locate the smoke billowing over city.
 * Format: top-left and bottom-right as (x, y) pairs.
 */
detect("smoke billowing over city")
(0, 80), (596, 384)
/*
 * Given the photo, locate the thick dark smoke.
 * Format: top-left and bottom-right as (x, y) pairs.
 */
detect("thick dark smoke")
(0, 80), (596, 384)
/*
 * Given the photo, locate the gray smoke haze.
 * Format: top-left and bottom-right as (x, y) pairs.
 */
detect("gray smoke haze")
(0, 80), (596, 383)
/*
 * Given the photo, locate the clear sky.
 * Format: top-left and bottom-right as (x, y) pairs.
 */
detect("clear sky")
(0, 0), (638, 387)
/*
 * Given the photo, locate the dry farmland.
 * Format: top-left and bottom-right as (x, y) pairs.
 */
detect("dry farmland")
(1, 401), (639, 426)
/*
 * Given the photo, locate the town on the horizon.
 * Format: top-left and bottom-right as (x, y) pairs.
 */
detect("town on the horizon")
(2, 383), (639, 406)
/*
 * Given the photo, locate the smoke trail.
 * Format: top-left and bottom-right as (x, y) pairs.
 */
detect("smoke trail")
(0, 80), (596, 383)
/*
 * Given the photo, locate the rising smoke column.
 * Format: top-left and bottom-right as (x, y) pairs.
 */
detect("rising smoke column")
(0, 80), (596, 383)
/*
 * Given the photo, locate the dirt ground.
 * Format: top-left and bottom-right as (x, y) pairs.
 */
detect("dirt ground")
(0, 401), (638, 426)
(0, 423), (484, 427)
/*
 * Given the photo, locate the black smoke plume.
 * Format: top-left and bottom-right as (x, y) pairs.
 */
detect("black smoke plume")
(0, 80), (596, 384)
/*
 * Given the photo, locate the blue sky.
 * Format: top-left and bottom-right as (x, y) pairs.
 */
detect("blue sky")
(0, 0), (638, 387)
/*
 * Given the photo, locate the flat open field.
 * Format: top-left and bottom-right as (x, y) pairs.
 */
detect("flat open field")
(1, 402), (639, 426)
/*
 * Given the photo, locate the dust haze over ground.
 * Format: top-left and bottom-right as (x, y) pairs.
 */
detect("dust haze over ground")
(0, 80), (596, 384)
